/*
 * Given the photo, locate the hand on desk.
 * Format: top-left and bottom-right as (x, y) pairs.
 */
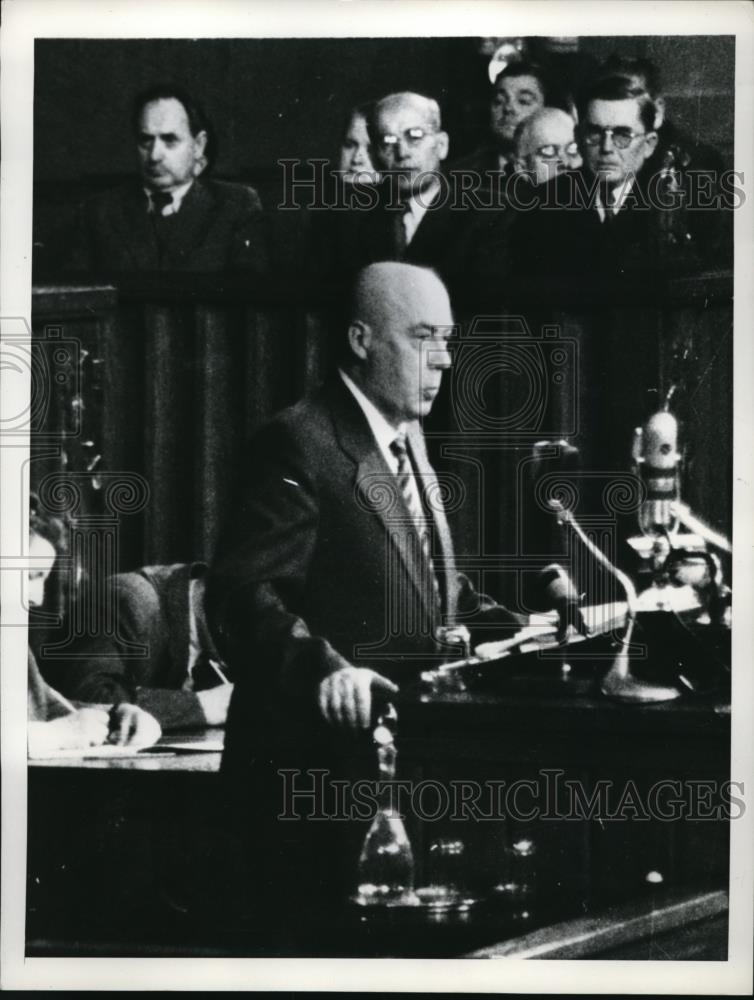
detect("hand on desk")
(318, 666), (398, 730)
(197, 683), (234, 725)
(107, 704), (162, 747)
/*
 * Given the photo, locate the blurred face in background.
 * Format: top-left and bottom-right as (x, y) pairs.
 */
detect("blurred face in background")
(373, 95), (449, 196)
(136, 97), (208, 192)
(515, 108), (582, 185)
(27, 533), (56, 610)
(490, 73), (546, 144)
(338, 112), (378, 184)
(581, 98), (657, 188)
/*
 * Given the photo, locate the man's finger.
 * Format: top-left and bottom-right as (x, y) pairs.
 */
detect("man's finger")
(370, 672), (399, 695)
(353, 675), (371, 729)
(318, 682), (333, 725)
(332, 676), (347, 727)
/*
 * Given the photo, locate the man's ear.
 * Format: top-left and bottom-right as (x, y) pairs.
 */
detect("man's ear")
(643, 130), (659, 159)
(654, 97), (666, 130)
(193, 129), (209, 159)
(435, 130), (450, 163)
(347, 320), (372, 361)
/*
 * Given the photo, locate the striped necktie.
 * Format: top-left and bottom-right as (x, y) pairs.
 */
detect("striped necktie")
(390, 432), (442, 616)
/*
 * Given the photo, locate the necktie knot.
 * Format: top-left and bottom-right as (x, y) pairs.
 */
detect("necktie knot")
(150, 190), (174, 215)
(390, 432), (408, 462)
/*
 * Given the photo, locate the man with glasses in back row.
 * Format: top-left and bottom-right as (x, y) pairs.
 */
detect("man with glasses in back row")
(512, 74), (704, 289)
(512, 107), (582, 186)
(343, 91), (486, 297)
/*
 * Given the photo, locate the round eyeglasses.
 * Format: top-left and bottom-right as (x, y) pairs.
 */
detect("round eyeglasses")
(378, 126), (435, 152)
(581, 125), (647, 149)
(535, 141), (580, 160)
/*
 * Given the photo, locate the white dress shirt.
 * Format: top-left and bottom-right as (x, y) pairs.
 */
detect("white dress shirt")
(339, 368), (404, 474)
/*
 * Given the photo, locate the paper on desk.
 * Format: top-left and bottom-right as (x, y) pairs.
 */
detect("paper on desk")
(28, 737), (224, 760)
(27, 744), (158, 760)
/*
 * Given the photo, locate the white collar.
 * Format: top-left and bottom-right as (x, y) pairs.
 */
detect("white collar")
(339, 369), (406, 465)
(144, 179), (195, 215)
(595, 174), (636, 220)
(404, 175), (441, 222)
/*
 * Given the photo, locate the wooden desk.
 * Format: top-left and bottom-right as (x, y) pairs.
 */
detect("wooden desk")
(26, 687), (731, 957)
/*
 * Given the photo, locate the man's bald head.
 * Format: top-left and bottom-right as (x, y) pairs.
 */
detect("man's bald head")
(351, 261), (447, 328)
(514, 107), (582, 185)
(345, 263), (454, 427)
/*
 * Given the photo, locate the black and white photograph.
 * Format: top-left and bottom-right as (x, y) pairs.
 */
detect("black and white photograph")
(1, 0), (752, 992)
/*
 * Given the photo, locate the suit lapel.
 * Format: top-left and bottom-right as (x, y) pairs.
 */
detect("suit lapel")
(112, 185), (160, 269)
(160, 180), (216, 265)
(328, 379), (439, 617)
(406, 199), (453, 261)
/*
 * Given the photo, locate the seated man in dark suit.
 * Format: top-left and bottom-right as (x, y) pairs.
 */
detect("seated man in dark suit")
(452, 60), (551, 178)
(591, 54), (732, 265)
(595, 54), (727, 178)
(342, 92), (487, 295)
(464, 106), (584, 292)
(512, 74), (703, 293)
(512, 107), (582, 185)
(56, 563), (232, 731)
(65, 84), (268, 273)
(206, 263), (521, 940)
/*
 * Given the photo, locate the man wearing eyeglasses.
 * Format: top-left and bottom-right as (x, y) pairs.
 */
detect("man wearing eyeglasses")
(512, 75), (699, 288)
(344, 92), (481, 294)
(513, 107), (582, 186)
(579, 83), (658, 220)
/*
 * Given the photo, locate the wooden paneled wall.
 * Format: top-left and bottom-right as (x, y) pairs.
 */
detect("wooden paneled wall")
(31, 274), (733, 609)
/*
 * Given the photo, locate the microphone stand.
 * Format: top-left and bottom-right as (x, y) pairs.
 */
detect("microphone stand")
(551, 502), (682, 703)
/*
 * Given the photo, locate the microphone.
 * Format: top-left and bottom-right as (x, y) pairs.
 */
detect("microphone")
(548, 500), (681, 703)
(538, 563), (588, 643)
(632, 409), (681, 536)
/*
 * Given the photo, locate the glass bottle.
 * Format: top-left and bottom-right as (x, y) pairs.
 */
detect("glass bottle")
(354, 704), (419, 907)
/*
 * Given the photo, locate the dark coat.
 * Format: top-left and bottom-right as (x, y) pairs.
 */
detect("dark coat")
(66, 178), (269, 273)
(206, 376), (520, 919)
(207, 375), (519, 745)
(323, 176), (491, 298)
(510, 166), (705, 298)
(55, 563), (218, 730)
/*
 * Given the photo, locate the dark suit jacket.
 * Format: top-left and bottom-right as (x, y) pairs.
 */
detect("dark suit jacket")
(329, 177), (490, 296)
(207, 378), (520, 917)
(67, 178), (269, 273)
(208, 375), (518, 746)
(56, 563), (218, 730)
(511, 167), (704, 298)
